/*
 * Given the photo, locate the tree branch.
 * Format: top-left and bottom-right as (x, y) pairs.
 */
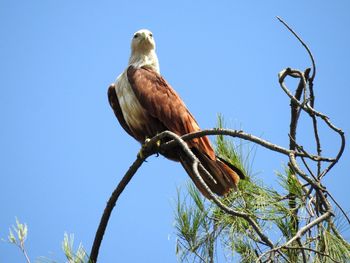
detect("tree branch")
(161, 129), (334, 162)
(89, 150), (153, 262)
(277, 16), (316, 81)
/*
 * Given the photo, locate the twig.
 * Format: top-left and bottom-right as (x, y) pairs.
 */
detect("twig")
(288, 211), (332, 247)
(277, 16), (316, 81)
(16, 243), (31, 263)
(283, 246), (341, 263)
(286, 69), (307, 260)
(256, 211), (332, 262)
(89, 153), (150, 262)
(177, 238), (208, 263)
(311, 112), (322, 177)
(326, 190), (350, 225)
(278, 68), (345, 178)
(161, 129), (334, 162)
(300, 156), (317, 181)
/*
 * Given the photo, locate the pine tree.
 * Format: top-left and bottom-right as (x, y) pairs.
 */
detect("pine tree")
(175, 116), (350, 262)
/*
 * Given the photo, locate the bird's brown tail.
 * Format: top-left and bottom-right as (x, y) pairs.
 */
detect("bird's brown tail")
(179, 147), (244, 199)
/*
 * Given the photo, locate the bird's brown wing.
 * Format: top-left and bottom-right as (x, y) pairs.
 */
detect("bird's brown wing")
(127, 66), (216, 160)
(107, 84), (134, 138)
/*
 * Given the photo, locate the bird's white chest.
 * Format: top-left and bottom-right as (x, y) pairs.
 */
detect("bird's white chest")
(115, 72), (148, 130)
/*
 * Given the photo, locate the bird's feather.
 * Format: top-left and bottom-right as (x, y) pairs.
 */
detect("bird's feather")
(108, 84), (134, 138)
(127, 66), (215, 160)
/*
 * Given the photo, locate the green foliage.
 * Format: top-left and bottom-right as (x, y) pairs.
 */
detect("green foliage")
(7, 217), (28, 246)
(3, 218), (90, 263)
(175, 183), (217, 262)
(215, 115), (252, 178)
(315, 227), (350, 262)
(5, 217), (31, 263)
(62, 233), (90, 263)
(174, 117), (350, 262)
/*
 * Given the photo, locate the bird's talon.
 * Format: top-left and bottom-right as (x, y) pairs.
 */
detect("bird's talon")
(137, 150), (144, 159)
(138, 138), (153, 159)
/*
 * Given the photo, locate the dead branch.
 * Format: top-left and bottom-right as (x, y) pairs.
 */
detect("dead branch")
(162, 129), (334, 162)
(277, 16), (316, 81)
(89, 139), (158, 263)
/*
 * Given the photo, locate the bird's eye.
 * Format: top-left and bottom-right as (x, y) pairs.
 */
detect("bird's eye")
(149, 33), (153, 38)
(134, 34), (139, 39)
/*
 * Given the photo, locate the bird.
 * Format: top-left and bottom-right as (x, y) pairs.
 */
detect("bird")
(108, 29), (244, 198)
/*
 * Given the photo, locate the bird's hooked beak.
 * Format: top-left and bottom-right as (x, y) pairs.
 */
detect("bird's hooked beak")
(140, 31), (151, 43)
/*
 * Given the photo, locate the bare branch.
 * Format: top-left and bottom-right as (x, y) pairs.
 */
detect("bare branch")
(161, 129), (334, 162)
(278, 67), (346, 178)
(89, 151), (152, 262)
(276, 16), (316, 81)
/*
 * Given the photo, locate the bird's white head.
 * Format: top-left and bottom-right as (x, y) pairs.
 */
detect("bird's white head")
(129, 29), (159, 73)
(131, 29), (156, 53)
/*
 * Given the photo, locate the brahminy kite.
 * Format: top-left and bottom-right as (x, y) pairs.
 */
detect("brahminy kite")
(108, 29), (244, 198)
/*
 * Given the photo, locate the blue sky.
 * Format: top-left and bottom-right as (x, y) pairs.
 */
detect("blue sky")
(1, 1), (349, 262)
